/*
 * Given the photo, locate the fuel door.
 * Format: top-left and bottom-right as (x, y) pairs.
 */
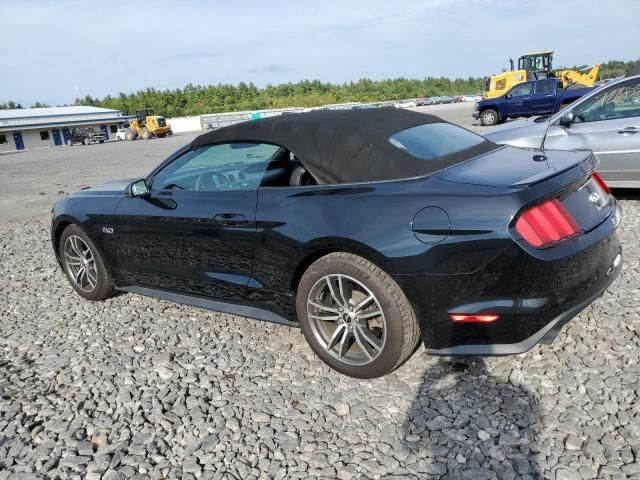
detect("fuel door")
(412, 207), (451, 245)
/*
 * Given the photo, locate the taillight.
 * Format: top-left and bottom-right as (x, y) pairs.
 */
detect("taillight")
(515, 198), (580, 248)
(592, 172), (610, 195)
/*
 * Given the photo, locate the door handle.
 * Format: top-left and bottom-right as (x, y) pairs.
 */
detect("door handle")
(618, 127), (638, 135)
(214, 213), (247, 226)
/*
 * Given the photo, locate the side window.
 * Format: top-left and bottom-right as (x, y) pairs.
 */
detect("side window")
(151, 142), (282, 192)
(572, 80), (640, 123)
(508, 82), (533, 97)
(535, 80), (554, 95)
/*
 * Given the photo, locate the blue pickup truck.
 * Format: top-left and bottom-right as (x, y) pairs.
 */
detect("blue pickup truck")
(473, 78), (593, 126)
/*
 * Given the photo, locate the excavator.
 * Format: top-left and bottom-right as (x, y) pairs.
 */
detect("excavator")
(483, 51), (600, 99)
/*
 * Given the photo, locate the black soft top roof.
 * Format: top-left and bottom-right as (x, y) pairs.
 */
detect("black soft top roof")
(191, 107), (497, 184)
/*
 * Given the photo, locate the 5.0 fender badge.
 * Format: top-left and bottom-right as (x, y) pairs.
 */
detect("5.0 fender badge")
(102, 226), (114, 234)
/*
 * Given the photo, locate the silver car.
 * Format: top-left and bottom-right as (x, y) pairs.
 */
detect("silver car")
(484, 74), (640, 188)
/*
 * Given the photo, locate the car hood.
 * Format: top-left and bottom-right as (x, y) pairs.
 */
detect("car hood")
(70, 177), (135, 196)
(483, 118), (549, 148)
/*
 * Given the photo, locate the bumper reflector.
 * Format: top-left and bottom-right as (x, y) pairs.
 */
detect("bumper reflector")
(449, 314), (499, 323)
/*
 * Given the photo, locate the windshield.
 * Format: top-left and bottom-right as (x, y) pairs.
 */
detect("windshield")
(554, 80), (611, 118)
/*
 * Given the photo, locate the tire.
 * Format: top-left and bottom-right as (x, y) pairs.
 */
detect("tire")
(58, 224), (114, 301)
(140, 127), (152, 140)
(480, 108), (499, 126)
(83, 137), (90, 145)
(99, 140), (104, 143)
(125, 128), (137, 141)
(296, 252), (420, 378)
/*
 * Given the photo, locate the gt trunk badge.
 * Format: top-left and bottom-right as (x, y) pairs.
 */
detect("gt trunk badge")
(102, 226), (114, 234)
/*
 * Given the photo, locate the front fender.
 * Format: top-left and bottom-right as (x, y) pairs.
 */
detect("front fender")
(51, 195), (123, 273)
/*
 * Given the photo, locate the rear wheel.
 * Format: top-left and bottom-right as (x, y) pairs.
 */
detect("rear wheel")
(480, 108), (499, 126)
(296, 252), (420, 378)
(83, 137), (90, 145)
(140, 127), (152, 140)
(59, 224), (114, 301)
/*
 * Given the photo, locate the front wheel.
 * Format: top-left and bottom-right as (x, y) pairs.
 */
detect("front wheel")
(83, 137), (90, 145)
(59, 224), (114, 301)
(480, 108), (499, 126)
(296, 252), (420, 378)
(125, 128), (137, 141)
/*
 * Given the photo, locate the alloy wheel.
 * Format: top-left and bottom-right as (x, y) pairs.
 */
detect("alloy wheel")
(307, 274), (387, 366)
(63, 235), (98, 292)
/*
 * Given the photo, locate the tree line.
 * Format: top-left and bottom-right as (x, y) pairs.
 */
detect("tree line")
(2, 59), (638, 115)
(0, 101), (48, 110)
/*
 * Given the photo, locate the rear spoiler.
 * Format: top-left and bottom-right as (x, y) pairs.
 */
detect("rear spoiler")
(511, 150), (597, 188)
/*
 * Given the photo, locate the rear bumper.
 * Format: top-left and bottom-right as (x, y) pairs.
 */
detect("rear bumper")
(394, 215), (622, 354)
(424, 260), (620, 355)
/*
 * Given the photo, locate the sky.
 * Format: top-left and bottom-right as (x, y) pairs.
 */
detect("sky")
(1, 0), (638, 106)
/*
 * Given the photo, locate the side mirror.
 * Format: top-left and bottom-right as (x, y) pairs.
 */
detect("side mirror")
(129, 179), (149, 197)
(560, 111), (575, 126)
(505, 93), (512, 99)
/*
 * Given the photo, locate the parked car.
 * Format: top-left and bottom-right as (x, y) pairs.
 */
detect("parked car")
(484, 74), (640, 188)
(115, 127), (129, 141)
(51, 108), (622, 378)
(461, 93), (483, 102)
(415, 97), (435, 106)
(394, 99), (417, 108)
(439, 96), (455, 104)
(473, 78), (593, 126)
(67, 127), (105, 146)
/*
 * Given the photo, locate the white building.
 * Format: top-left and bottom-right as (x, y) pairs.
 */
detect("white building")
(0, 106), (133, 153)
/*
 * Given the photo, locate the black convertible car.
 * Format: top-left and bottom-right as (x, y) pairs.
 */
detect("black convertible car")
(51, 108), (622, 378)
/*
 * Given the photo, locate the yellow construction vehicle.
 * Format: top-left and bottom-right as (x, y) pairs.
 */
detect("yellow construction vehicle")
(483, 51), (600, 99)
(124, 109), (173, 140)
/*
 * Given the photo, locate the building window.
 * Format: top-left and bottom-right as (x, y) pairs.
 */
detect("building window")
(110, 125), (118, 133)
(0, 134), (7, 144)
(40, 131), (50, 141)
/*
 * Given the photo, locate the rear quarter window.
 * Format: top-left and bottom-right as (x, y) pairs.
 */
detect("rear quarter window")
(388, 123), (485, 160)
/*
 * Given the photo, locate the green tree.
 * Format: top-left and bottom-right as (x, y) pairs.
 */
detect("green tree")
(75, 58), (638, 118)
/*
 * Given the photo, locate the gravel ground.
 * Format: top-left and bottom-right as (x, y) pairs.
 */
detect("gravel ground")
(1, 196), (639, 479)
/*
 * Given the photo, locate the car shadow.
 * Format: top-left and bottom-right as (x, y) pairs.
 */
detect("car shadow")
(402, 357), (543, 479)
